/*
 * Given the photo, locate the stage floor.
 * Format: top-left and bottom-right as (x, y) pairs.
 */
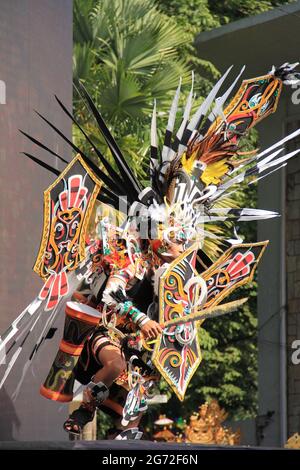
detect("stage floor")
(0, 440), (283, 450)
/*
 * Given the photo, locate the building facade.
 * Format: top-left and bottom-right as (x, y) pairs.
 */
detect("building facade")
(0, 0), (72, 440)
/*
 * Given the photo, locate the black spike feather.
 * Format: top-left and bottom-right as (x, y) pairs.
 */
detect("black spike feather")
(35, 110), (126, 197)
(21, 152), (60, 176)
(54, 95), (128, 191)
(75, 81), (142, 195)
(19, 130), (68, 164)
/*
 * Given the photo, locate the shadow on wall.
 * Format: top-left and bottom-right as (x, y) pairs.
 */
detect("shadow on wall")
(0, 387), (20, 440)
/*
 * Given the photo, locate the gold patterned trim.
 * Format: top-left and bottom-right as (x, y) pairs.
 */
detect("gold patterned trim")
(201, 240), (269, 307)
(33, 154), (102, 280)
(208, 74), (282, 134)
(152, 240), (268, 401)
(152, 242), (202, 401)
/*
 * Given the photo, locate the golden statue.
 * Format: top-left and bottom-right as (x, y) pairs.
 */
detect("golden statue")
(285, 433), (300, 449)
(184, 400), (240, 445)
(153, 401), (240, 445)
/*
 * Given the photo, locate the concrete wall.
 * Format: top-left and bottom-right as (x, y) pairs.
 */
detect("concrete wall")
(285, 103), (300, 438)
(0, 0), (72, 440)
(256, 104), (286, 447)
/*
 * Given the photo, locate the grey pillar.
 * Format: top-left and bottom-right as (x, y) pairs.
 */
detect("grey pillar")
(257, 104), (286, 446)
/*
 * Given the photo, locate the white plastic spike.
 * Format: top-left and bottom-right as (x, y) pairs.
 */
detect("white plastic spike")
(187, 65), (233, 133)
(230, 128), (300, 176)
(216, 163), (288, 201)
(229, 148), (284, 178)
(256, 128), (300, 160)
(256, 148), (284, 168)
(208, 171), (248, 203)
(249, 163), (287, 185)
(258, 148), (300, 172)
(176, 71), (194, 140)
(162, 78), (182, 161)
(237, 214), (279, 221)
(151, 99), (157, 149)
(229, 148), (282, 176)
(202, 211), (279, 222)
(206, 66), (245, 128)
(150, 158), (159, 170)
(208, 148), (300, 205)
(209, 208), (278, 217)
(168, 78), (182, 131)
(171, 73), (195, 158)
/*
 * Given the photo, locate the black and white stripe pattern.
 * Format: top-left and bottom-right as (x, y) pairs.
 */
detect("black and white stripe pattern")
(0, 255), (92, 395)
(203, 207), (279, 222)
(161, 78), (182, 162)
(199, 66), (245, 139)
(209, 146), (300, 204)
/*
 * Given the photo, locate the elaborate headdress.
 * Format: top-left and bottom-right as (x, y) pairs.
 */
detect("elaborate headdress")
(22, 63), (300, 251)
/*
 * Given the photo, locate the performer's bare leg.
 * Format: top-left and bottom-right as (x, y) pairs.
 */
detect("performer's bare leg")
(64, 344), (125, 435)
(92, 344), (126, 387)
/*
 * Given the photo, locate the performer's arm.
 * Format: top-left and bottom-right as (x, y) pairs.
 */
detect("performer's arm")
(101, 265), (162, 338)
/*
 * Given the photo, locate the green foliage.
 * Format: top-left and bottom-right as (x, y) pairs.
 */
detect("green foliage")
(157, 0), (296, 88)
(96, 410), (114, 439)
(208, 0), (296, 23)
(158, 0), (296, 29)
(73, 0), (191, 181)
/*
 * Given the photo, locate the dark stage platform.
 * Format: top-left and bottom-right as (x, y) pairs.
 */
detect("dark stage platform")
(0, 440), (287, 450)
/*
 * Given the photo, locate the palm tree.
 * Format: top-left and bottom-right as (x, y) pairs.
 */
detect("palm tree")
(73, 0), (190, 179)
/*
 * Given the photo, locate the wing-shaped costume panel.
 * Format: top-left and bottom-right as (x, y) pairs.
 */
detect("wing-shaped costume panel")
(202, 241), (268, 307)
(153, 244), (201, 401)
(35, 154), (102, 310)
(153, 241), (268, 400)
